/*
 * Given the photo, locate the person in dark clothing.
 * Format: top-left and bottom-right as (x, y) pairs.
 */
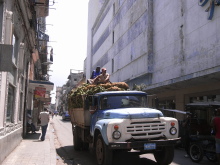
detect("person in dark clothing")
(182, 114), (191, 158)
(27, 113), (36, 134)
(87, 66), (101, 84)
(211, 108), (220, 165)
(90, 66), (101, 79)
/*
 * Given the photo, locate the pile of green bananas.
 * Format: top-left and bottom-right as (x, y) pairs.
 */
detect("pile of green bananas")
(68, 82), (129, 108)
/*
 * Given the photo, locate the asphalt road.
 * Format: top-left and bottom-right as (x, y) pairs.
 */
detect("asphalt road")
(51, 115), (216, 165)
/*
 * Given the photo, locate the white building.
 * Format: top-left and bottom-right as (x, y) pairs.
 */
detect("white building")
(56, 70), (84, 114)
(86, 0), (220, 119)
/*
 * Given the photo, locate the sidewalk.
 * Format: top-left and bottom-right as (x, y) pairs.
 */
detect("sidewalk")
(1, 122), (56, 165)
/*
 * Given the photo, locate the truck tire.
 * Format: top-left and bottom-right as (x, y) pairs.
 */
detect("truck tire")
(189, 142), (203, 163)
(73, 126), (82, 151)
(95, 134), (113, 165)
(153, 146), (174, 165)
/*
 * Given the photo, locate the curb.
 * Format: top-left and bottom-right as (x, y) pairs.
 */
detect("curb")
(49, 122), (57, 165)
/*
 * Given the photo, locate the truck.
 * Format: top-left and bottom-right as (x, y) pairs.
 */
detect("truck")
(68, 82), (180, 165)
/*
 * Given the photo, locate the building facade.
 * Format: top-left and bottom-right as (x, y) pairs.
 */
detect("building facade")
(56, 70), (84, 114)
(86, 0), (220, 119)
(0, 0), (54, 163)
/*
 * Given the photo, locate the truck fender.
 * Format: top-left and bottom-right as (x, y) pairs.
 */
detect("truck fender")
(94, 121), (109, 145)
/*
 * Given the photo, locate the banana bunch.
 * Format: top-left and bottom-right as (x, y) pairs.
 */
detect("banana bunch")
(68, 82), (129, 109)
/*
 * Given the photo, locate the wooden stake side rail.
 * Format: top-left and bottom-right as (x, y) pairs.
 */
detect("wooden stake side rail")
(69, 108), (91, 128)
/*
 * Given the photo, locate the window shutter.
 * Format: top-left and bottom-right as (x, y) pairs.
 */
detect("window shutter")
(0, 44), (13, 72)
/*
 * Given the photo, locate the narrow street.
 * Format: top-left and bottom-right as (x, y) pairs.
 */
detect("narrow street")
(51, 115), (216, 165)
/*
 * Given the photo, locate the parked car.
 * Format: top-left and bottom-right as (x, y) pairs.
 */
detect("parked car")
(54, 111), (58, 116)
(62, 111), (70, 120)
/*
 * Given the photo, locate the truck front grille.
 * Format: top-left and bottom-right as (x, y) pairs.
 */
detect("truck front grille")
(126, 120), (166, 139)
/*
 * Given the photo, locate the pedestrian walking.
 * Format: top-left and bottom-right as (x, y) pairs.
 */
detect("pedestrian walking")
(39, 109), (50, 141)
(90, 66), (101, 79)
(211, 108), (220, 165)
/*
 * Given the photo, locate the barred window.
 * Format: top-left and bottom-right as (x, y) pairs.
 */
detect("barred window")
(6, 85), (15, 123)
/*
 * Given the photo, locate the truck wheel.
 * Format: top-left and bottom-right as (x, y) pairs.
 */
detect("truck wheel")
(73, 126), (82, 151)
(95, 134), (113, 165)
(153, 146), (174, 165)
(189, 143), (203, 163)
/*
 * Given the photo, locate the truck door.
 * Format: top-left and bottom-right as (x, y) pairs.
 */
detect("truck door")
(90, 96), (104, 135)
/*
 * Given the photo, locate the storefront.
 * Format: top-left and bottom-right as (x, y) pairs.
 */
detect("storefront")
(146, 75), (220, 121)
(26, 80), (54, 134)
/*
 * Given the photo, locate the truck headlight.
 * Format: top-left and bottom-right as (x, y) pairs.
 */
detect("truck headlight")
(170, 127), (177, 135)
(112, 131), (121, 139)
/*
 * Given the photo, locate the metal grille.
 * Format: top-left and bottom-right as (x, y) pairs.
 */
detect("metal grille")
(126, 120), (166, 139)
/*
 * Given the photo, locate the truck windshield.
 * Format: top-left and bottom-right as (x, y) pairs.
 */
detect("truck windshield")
(99, 95), (148, 110)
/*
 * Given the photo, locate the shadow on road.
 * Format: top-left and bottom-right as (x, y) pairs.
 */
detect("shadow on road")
(113, 151), (157, 165)
(56, 145), (158, 165)
(56, 145), (82, 165)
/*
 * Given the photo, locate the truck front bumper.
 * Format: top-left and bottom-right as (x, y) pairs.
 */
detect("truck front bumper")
(108, 138), (180, 150)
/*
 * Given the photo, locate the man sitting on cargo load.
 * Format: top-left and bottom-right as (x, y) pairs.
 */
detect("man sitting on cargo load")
(91, 66), (101, 79)
(90, 68), (110, 85)
(87, 66), (101, 84)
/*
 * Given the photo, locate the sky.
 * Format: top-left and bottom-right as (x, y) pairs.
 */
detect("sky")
(46, 0), (89, 103)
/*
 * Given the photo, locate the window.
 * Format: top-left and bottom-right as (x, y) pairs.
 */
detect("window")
(189, 95), (220, 103)
(19, 77), (24, 121)
(0, 3), (3, 41)
(112, 31), (114, 44)
(112, 58), (114, 73)
(20, 77), (24, 91)
(11, 34), (19, 85)
(158, 100), (175, 109)
(18, 43), (25, 72)
(118, 0), (122, 7)
(99, 95), (148, 110)
(113, 3), (115, 15)
(19, 92), (23, 121)
(8, 66), (17, 84)
(6, 85), (15, 123)
(12, 34), (19, 65)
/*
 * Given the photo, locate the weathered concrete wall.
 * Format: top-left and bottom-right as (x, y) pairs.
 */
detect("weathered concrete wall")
(0, 128), (22, 164)
(152, 0), (220, 85)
